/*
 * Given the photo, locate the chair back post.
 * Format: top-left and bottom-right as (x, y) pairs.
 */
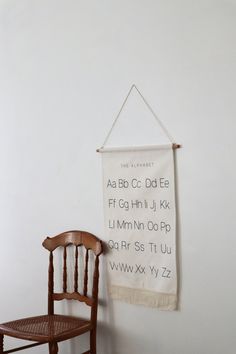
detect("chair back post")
(48, 250), (54, 315)
(91, 255), (100, 323)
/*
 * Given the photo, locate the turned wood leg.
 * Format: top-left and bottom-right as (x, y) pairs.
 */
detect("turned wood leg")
(90, 329), (96, 354)
(49, 342), (58, 354)
(0, 335), (3, 354)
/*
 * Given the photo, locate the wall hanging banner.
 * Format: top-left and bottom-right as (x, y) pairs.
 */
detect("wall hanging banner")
(101, 144), (177, 310)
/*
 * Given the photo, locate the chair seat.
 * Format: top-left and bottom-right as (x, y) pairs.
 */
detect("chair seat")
(0, 314), (92, 343)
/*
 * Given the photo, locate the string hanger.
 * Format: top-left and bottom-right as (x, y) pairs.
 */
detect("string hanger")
(98, 84), (181, 151)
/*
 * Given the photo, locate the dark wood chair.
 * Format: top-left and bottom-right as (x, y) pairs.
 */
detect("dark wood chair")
(0, 230), (103, 354)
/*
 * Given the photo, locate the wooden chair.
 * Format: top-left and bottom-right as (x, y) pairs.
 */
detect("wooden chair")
(0, 230), (103, 354)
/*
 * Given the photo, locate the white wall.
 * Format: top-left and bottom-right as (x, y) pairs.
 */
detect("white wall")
(0, 1), (236, 353)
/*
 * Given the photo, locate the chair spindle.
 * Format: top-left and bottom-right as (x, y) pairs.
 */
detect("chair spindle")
(74, 246), (79, 292)
(83, 249), (89, 296)
(0, 334), (3, 353)
(63, 246), (67, 293)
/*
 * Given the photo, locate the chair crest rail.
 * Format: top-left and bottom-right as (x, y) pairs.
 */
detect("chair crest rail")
(42, 231), (102, 255)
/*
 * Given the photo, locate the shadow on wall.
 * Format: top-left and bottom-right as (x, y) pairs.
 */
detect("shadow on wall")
(68, 321), (113, 354)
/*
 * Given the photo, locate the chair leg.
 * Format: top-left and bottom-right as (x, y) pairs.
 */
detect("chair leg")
(0, 335), (3, 354)
(90, 328), (97, 354)
(49, 342), (58, 354)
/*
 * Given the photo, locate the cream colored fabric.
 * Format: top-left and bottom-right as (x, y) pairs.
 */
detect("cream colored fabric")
(101, 145), (177, 310)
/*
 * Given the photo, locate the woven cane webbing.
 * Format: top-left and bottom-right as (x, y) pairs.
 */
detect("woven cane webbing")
(2, 315), (90, 337)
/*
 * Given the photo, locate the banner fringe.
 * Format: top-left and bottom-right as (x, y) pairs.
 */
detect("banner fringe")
(109, 285), (177, 311)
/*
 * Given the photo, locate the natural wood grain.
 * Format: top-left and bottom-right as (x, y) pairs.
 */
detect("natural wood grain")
(53, 292), (93, 306)
(63, 246), (67, 293)
(83, 249), (89, 297)
(0, 334), (3, 354)
(74, 246), (79, 292)
(48, 251), (54, 315)
(42, 231), (102, 255)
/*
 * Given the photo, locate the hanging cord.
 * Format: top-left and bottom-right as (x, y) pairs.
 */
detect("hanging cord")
(100, 84), (180, 150)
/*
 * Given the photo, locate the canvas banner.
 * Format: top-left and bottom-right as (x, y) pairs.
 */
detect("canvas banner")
(101, 144), (177, 310)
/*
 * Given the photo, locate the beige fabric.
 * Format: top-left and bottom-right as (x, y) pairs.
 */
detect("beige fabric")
(101, 145), (177, 310)
(109, 285), (177, 310)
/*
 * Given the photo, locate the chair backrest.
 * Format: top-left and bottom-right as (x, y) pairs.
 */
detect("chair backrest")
(42, 230), (103, 317)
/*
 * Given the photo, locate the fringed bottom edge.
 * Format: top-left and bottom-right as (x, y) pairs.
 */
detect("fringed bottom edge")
(109, 285), (177, 311)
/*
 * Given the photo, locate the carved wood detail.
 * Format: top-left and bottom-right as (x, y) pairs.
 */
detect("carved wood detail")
(83, 249), (89, 296)
(63, 246), (67, 293)
(74, 246), (78, 293)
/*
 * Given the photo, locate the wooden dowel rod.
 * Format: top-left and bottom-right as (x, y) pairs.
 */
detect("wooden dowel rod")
(172, 143), (181, 149)
(96, 143), (181, 152)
